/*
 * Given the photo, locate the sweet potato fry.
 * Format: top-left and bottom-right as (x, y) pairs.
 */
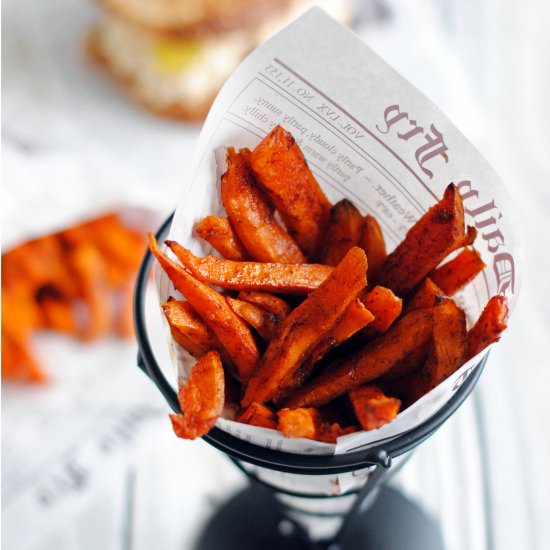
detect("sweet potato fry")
(274, 299), (374, 404)
(404, 278), (445, 313)
(238, 402), (278, 429)
(360, 286), (402, 334)
(169, 351), (225, 440)
(277, 407), (321, 440)
(285, 308), (434, 408)
(221, 148), (305, 263)
(249, 125), (331, 258)
(67, 243), (112, 340)
(466, 295), (509, 360)
(359, 215), (387, 281)
(195, 215), (248, 261)
(376, 184), (466, 295)
(149, 235), (259, 381)
(387, 300), (467, 404)
(242, 247), (368, 407)
(237, 291), (290, 319)
(83, 214), (145, 270)
(320, 199), (363, 266)
(162, 299), (225, 358)
(277, 407), (355, 442)
(424, 299), (467, 381)
(317, 422), (359, 443)
(377, 335), (433, 384)
(430, 247), (486, 296)
(349, 385), (401, 431)
(2, 212), (147, 384)
(452, 225), (478, 250)
(62, 214), (145, 286)
(5, 236), (77, 296)
(1, 280), (44, 336)
(330, 299), (375, 344)
(165, 240), (333, 294)
(226, 297), (280, 341)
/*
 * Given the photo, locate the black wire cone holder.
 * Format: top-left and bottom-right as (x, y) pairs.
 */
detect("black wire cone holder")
(133, 214), (486, 549)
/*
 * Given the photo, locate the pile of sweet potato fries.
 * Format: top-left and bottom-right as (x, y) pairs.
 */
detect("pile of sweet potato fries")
(2, 213), (146, 383)
(151, 125), (509, 442)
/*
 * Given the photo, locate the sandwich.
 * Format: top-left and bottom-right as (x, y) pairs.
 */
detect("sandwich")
(86, 0), (352, 122)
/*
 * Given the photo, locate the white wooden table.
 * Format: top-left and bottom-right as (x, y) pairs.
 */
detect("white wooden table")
(2, 1), (549, 549)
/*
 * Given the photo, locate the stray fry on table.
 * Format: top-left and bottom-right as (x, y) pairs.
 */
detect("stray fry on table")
(166, 240), (333, 293)
(1, 212), (146, 383)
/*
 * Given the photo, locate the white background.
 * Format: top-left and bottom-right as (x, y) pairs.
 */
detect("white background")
(2, 1), (549, 549)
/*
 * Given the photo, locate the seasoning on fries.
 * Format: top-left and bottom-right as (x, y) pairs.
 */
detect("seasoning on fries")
(153, 125), (509, 442)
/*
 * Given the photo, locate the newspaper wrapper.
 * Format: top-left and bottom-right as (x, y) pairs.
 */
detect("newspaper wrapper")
(155, 9), (521, 505)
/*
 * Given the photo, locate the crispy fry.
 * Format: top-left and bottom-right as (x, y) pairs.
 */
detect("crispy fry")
(430, 247), (486, 296)
(359, 215), (387, 281)
(169, 351), (225, 440)
(286, 308), (434, 408)
(388, 300), (467, 404)
(195, 215), (248, 261)
(238, 402), (278, 429)
(162, 299), (225, 358)
(378, 335), (433, 384)
(466, 295), (509, 360)
(320, 199), (363, 266)
(67, 243), (112, 340)
(237, 291), (290, 319)
(317, 422), (358, 443)
(330, 299), (375, 343)
(149, 235), (259, 381)
(424, 299), (467, 381)
(452, 225), (478, 250)
(226, 297), (280, 341)
(221, 148), (305, 263)
(166, 240), (333, 294)
(274, 299), (374, 404)
(242, 247), (368, 406)
(404, 278), (445, 313)
(349, 385), (401, 431)
(376, 184), (466, 295)
(249, 125), (331, 257)
(360, 286), (402, 334)
(277, 407), (355, 442)
(277, 407), (321, 440)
